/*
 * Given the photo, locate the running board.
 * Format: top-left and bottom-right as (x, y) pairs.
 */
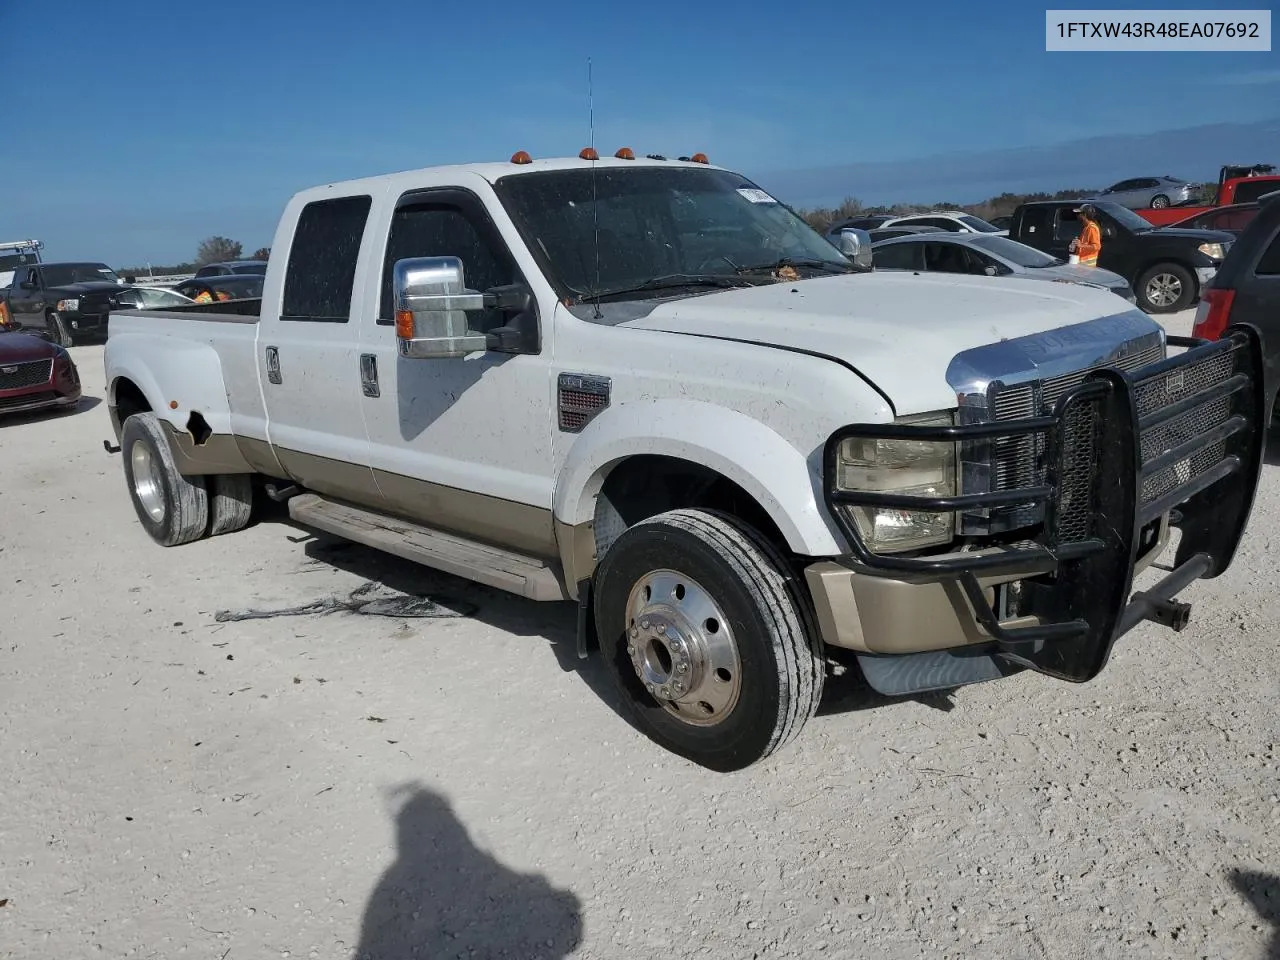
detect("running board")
(288, 493), (567, 601)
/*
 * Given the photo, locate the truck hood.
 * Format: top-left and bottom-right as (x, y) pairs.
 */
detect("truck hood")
(619, 271), (1160, 413)
(1143, 226), (1235, 243)
(47, 281), (129, 296)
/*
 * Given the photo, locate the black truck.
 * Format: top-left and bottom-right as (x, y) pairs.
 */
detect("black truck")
(3, 261), (130, 346)
(1008, 200), (1235, 314)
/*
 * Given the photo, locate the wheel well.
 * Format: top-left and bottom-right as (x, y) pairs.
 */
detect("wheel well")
(592, 455), (789, 559)
(112, 378), (152, 432)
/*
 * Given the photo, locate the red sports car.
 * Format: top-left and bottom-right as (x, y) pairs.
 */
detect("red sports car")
(0, 329), (82, 416)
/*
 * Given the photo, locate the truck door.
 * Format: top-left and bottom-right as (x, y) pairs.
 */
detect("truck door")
(259, 193), (379, 505)
(355, 185), (557, 559)
(6, 265), (45, 331)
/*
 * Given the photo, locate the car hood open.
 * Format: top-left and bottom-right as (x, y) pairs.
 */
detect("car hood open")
(619, 271), (1162, 413)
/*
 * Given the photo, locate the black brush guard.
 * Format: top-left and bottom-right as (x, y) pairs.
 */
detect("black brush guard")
(822, 325), (1266, 683)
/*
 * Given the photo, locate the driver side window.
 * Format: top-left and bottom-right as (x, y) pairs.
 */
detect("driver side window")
(378, 200), (516, 330)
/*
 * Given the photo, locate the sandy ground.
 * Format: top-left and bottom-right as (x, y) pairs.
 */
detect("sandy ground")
(3, 308), (1279, 960)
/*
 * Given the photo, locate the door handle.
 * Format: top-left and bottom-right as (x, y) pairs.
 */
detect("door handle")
(265, 345), (282, 384)
(359, 353), (379, 398)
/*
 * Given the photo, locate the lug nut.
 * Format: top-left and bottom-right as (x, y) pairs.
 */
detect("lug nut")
(673, 682), (685, 694)
(677, 662), (688, 673)
(640, 619), (651, 630)
(626, 644), (635, 656)
(657, 623), (667, 634)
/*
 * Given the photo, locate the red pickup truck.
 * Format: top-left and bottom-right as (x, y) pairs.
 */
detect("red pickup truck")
(1137, 164), (1280, 226)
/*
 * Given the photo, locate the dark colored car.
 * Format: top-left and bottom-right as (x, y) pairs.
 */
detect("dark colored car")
(3, 261), (129, 346)
(193, 260), (268, 278)
(0, 329), (82, 417)
(1009, 200), (1235, 313)
(172, 274), (265, 302)
(1164, 202), (1260, 236)
(988, 215), (1013, 230)
(1191, 192), (1280, 415)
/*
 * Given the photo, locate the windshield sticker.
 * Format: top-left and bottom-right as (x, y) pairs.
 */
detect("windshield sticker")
(737, 188), (778, 204)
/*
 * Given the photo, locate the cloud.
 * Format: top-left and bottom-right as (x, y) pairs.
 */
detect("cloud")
(1213, 69), (1280, 86)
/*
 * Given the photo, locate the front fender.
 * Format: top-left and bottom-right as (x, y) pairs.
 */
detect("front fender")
(553, 398), (847, 559)
(105, 331), (233, 437)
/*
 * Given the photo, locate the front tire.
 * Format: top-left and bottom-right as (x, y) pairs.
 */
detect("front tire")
(46, 312), (72, 347)
(593, 508), (824, 771)
(1150, 194), (1171, 209)
(1136, 262), (1195, 313)
(121, 413), (209, 546)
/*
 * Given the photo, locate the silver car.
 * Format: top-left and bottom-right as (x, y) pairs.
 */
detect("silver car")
(870, 232), (1136, 302)
(1091, 176), (1196, 210)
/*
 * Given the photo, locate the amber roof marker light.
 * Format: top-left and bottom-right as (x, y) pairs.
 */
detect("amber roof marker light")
(579, 147), (599, 160)
(615, 147), (635, 159)
(510, 150), (532, 165)
(691, 152), (709, 164)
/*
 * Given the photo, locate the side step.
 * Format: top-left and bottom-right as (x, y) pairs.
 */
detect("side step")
(288, 493), (567, 602)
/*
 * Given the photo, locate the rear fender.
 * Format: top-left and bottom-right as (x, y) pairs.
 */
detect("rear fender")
(106, 333), (234, 452)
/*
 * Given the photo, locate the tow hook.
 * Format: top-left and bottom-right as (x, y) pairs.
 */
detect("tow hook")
(103, 439), (121, 454)
(1136, 594), (1192, 631)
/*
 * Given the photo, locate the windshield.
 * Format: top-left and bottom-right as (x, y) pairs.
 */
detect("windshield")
(1097, 203), (1152, 233)
(970, 235), (1061, 268)
(42, 263), (120, 286)
(494, 166), (850, 301)
(957, 214), (1003, 233)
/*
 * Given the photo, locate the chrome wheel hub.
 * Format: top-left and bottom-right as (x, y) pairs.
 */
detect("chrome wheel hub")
(1146, 273), (1182, 308)
(131, 440), (166, 524)
(625, 569), (741, 726)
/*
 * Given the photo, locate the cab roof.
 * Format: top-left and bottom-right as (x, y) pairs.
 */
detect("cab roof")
(294, 155), (730, 200)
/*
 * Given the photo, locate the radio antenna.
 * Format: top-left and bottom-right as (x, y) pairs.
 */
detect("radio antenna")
(589, 57), (603, 319)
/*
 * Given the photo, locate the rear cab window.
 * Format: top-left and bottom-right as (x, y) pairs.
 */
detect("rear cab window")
(281, 195), (373, 322)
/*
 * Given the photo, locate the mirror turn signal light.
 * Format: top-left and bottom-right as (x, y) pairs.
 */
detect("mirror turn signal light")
(396, 310), (415, 339)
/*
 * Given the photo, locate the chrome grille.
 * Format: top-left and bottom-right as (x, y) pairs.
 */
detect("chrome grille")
(984, 340), (1165, 533)
(0, 358), (53, 390)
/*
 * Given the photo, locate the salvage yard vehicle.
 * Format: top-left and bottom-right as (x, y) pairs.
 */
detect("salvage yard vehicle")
(1008, 200), (1234, 313)
(870, 231), (1136, 302)
(1192, 192), (1280, 413)
(2, 261), (128, 346)
(1134, 165), (1280, 227)
(0, 328), (81, 416)
(104, 151), (1266, 771)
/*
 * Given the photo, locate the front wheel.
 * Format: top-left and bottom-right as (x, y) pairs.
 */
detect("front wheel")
(121, 412), (209, 546)
(1150, 194), (1171, 209)
(46, 312), (72, 347)
(593, 508), (824, 771)
(1136, 262), (1195, 313)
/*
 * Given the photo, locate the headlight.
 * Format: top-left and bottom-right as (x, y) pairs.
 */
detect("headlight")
(836, 411), (957, 553)
(1197, 242), (1226, 260)
(56, 298), (79, 312)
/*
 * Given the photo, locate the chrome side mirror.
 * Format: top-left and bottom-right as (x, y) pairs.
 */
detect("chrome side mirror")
(836, 228), (874, 270)
(392, 256), (488, 359)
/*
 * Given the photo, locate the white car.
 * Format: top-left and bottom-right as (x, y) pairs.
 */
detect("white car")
(879, 210), (1009, 236)
(102, 152), (1263, 770)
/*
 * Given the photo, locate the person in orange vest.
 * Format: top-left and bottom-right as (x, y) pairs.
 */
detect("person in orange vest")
(1069, 203), (1101, 267)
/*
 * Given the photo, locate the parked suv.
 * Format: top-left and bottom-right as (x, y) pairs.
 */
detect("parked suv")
(1192, 193), (1280, 413)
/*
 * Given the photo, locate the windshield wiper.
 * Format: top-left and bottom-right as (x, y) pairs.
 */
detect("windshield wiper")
(732, 256), (857, 276)
(574, 273), (755, 303)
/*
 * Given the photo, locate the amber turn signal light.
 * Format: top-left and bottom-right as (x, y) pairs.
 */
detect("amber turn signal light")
(579, 147), (599, 160)
(614, 147), (635, 159)
(510, 150), (532, 164)
(395, 310), (415, 339)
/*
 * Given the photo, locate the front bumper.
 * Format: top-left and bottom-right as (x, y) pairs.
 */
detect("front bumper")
(0, 354), (82, 415)
(808, 327), (1265, 691)
(63, 311), (107, 334)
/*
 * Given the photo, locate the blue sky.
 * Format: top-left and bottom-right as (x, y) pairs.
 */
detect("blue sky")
(3, 0), (1278, 265)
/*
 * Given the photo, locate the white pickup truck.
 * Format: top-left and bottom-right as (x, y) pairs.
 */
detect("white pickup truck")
(104, 151), (1266, 771)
